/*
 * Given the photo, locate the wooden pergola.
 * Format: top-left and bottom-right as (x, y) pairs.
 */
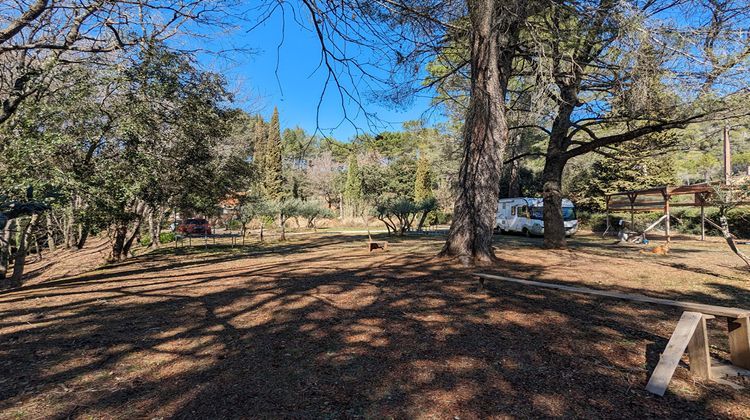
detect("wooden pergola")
(605, 184), (716, 242)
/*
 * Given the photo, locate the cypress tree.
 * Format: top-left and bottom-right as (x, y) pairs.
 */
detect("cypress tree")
(253, 115), (267, 178)
(414, 156), (433, 202)
(344, 153), (362, 216)
(263, 107), (284, 200)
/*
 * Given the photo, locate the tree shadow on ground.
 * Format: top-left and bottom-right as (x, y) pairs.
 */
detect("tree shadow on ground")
(0, 234), (748, 418)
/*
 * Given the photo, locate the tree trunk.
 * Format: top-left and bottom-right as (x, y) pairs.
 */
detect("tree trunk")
(76, 221), (90, 250)
(0, 219), (14, 281)
(542, 83), (577, 249)
(147, 210), (161, 249)
(10, 214), (39, 287)
(416, 210), (430, 233)
(64, 206), (74, 248)
(542, 155), (567, 248)
(339, 193), (344, 220)
(122, 220), (142, 258)
(439, 0), (512, 265)
(279, 213), (286, 241)
(45, 213), (56, 253)
(109, 222), (128, 262)
(154, 209), (165, 248)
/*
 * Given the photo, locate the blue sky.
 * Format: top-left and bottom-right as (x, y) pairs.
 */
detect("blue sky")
(198, 8), (443, 141)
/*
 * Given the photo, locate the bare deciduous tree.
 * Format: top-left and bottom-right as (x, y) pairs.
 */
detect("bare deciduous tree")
(0, 0), (234, 124)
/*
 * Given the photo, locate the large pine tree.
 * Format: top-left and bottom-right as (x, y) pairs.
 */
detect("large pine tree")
(263, 107), (284, 200)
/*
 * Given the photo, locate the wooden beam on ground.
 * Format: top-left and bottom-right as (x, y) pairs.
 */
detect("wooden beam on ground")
(646, 311), (703, 396)
(472, 273), (750, 318)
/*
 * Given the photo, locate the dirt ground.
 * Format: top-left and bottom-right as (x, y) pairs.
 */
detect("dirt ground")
(1, 231), (750, 419)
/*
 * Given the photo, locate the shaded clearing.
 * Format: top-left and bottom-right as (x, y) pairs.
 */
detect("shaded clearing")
(1, 233), (749, 418)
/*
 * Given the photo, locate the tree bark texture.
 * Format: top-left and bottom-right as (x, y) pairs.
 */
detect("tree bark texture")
(76, 221), (90, 250)
(45, 213), (56, 252)
(10, 214), (39, 287)
(542, 155), (567, 248)
(542, 87), (575, 248)
(0, 219), (14, 281)
(440, 0), (512, 265)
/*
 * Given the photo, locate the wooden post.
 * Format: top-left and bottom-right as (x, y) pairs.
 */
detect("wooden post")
(663, 193), (671, 243)
(688, 315), (712, 379)
(605, 209), (610, 233)
(700, 203), (705, 241)
(723, 125), (731, 185)
(646, 311), (703, 396)
(604, 196), (611, 236)
(627, 193), (636, 230)
(727, 316), (750, 369)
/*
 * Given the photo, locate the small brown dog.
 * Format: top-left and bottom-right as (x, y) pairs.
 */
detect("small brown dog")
(640, 243), (670, 255)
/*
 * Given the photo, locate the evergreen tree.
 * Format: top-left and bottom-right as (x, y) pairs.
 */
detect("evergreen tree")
(263, 107), (284, 200)
(344, 153), (363, 216)
(253, 116), (268, 179)
(414, 156), (433, 202)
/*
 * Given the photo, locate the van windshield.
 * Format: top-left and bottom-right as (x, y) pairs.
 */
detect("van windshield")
(529, 206), (576, 221)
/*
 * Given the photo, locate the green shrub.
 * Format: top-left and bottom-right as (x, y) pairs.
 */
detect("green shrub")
(430, 209), (451, 225)
(139, 234), (152, 247)
(225, 219), (243, 230)
(672, 208), (750, 238)
(159, 231), (176, 243)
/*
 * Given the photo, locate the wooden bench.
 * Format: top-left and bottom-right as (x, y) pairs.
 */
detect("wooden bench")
(473, 272), (750, 394)
(368, 241), (388, 252)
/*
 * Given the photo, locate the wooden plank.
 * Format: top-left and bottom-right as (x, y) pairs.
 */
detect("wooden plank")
(687, 315), (711, 379)
(728, 317), (750, 369)
(472, 273), (750, 318)
(646, 311), (703, 396)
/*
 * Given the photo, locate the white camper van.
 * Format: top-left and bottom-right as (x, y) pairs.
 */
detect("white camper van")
(495, 197), (578, 236)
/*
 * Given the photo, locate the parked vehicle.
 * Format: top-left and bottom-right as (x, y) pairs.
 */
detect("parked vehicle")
(495, 197), (578, 237)
(175, 218), (212, 235)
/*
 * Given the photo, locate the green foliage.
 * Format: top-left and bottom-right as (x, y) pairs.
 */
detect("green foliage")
(297, 201), (335, 228)
(263, 107), (284, 200)
(374, 196), (438, 235)
(159, 232), (176, 244)
(356, 131), (418, 160)
(414, 156), (433, 202)
(344, 154), (363, 202)
(383, 157), (418, 198)
(239, 196), (274, 225)
(567, 137), (678, 212)
(253, 116), (268, 173)
(140, 231), (176, 247)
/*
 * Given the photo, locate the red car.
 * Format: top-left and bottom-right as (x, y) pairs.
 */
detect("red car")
(176, 218), (212, 235)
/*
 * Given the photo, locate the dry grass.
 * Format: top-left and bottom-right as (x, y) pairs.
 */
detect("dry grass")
(1, 232), (749, 419)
